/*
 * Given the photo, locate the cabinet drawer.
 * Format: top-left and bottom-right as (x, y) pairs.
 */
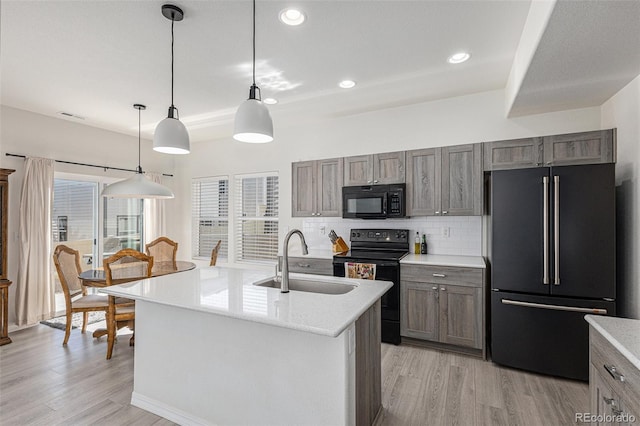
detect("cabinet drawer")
(402, 265), (483, 287)
(590, 327), (640, 410)
(281, 257), (334, 276)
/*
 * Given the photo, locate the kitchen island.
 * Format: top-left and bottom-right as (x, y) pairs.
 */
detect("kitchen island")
(101, 266), (392, 426)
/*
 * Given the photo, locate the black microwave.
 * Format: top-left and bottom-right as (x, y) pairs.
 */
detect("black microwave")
(342, 184), (406, 219)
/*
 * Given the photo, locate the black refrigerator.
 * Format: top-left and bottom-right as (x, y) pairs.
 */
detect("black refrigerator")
(490, 163), (615, 381)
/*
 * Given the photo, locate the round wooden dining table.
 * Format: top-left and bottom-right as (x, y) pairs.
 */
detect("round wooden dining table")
(79, 260), (196, 287)
(78, 260), (196, 338)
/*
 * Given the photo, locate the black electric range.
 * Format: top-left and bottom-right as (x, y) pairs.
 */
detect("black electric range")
(332, 229), (409, 345)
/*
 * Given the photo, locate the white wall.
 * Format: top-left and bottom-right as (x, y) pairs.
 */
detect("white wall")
(0, 105), (178, 327)
(601, 74), (640, 319)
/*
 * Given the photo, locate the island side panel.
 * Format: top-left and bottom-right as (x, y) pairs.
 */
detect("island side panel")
(132, 300), (355, 426)
(356, 299), (382, 426)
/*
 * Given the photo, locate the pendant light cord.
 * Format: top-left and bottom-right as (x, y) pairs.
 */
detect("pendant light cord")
(171, 17), (175, 108)
(137, 106), (142, 174)
(252, 0), (256, 86)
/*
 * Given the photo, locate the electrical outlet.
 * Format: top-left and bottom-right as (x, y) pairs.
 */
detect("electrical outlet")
(442, 227), (450, 238)
(320, 226), (326, 235)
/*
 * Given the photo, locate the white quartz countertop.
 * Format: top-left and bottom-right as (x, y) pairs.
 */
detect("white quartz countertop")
(100, 267), (392, 338)
(585, 315), (640, 371)
(400, 254), (486, 268)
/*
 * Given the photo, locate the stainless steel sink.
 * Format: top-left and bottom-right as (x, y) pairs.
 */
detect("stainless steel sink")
(253, 276), (356, 295)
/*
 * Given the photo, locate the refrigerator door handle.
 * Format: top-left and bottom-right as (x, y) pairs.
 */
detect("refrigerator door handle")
(554, 175), (560, 285)
(501, 298), (607, 314)
(543, 176), (549, 284)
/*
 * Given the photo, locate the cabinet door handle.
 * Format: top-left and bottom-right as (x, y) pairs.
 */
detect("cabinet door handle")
(602, 397), (616, 406)
(435, 211), (440, 215)
(367, 180), (373, 184)
(440, 287), (446, 291)
(442, 211), (448, 215)
(316, 212), (321, 216)
(297, 263), (311, 268)
(432, 286), (438, 290)
(432, 273), (446, 278)
(604, 364), (625, 382)
(374, 180), (379, 184)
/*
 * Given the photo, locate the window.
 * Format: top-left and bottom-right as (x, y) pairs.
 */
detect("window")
(192, 176), (229, 261)
(234, 172), (279, 263)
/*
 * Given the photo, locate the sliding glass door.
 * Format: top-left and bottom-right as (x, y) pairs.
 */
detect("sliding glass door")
(51, 174), (144, 315)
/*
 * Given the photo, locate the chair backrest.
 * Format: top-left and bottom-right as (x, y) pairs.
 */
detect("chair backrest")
(103, 249), (154, 285)
(53, 245), (83, 298)
(145, 236), (178, 268)
(210, 240), (222, 266)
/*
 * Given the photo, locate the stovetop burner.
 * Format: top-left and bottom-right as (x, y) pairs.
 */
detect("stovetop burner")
(333, 249), (408, 261)
(332, 228), (410, 261)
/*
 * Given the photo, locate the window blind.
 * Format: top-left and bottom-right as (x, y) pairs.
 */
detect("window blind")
(234, 173), (279, 263)
(192, 176), (229, 260)
(52, 179), (96, 243)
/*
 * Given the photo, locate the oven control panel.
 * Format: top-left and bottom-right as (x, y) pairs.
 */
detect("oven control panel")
(350, 229), (409, 243)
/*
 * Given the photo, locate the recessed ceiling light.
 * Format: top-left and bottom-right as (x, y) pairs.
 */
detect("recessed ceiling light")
(448, 52), (471, 64)
(263, 98), (278, 105)
(339, 80), (356, 89)
(279, 8), (306, 26)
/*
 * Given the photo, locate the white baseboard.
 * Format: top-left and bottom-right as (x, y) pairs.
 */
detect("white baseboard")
(131, 392), (211, 426)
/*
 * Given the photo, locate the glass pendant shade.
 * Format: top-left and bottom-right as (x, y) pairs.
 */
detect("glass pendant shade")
(154, 115), (190, 154)
(101, 173), (175, 199)
(233, 98), (274, 143)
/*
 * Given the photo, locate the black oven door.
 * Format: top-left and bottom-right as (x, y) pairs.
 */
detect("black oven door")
(332, 258), (400, 322)
(342, 186), (387, 219)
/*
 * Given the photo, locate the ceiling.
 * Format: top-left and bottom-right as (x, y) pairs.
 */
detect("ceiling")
(1, 1), (639, 143)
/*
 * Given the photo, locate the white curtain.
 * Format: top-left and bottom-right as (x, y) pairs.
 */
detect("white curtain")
(144, 172), (166, 244)
(15, 157), (55, 326)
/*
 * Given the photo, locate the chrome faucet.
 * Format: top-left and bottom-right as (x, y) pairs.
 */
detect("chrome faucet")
(281, 229), (309, 293)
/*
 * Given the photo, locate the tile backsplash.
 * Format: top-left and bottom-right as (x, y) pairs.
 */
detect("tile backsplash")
(302, 216), (482, 256)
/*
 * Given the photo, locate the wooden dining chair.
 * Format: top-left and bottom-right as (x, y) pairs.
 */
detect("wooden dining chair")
(210, 240), (222, 266)
(145, 236), (178, 269)
(53, 245), (109, 346)
(103, 248), (153, 360)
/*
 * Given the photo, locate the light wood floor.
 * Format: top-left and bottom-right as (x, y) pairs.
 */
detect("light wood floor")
(1, 324), (588, 425)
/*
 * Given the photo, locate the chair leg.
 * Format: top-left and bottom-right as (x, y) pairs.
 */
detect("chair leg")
(82, 312), (88, 333)
(63, 311), (72, 345)
(106, 306), (115, 360)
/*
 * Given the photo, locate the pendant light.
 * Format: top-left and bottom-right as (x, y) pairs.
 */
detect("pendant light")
(102, 104), (175, 199)
(233, 0), (274, 143)
(153, 4), (190, 154)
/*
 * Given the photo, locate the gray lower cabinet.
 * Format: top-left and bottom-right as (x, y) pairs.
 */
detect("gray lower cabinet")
(292, 158), (343, 217)
(406, 143), (482, 216)
(484, 129), (615, 171)
(279, 256), (334, 276)
(344, 151), (405, 186)
(589, 326), (640, 425)
(401, 264), (484, 353)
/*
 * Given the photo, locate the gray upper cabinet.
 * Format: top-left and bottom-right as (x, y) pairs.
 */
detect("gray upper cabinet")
(543, 129), (615, 166)
(292, 158), (343, 217)
(484, 129), (615, 171)
(343, 151), (405, 186)
(441, 144), (483, 216)
(406, 148), (440, 216)
(406, 144), (482, 216)
(483, 137), (544, 170)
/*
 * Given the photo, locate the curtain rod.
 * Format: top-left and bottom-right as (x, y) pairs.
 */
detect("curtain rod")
(4, 153), (174, 177)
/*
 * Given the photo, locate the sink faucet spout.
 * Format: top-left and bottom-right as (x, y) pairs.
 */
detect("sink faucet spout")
(281, 229), (308, 293)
